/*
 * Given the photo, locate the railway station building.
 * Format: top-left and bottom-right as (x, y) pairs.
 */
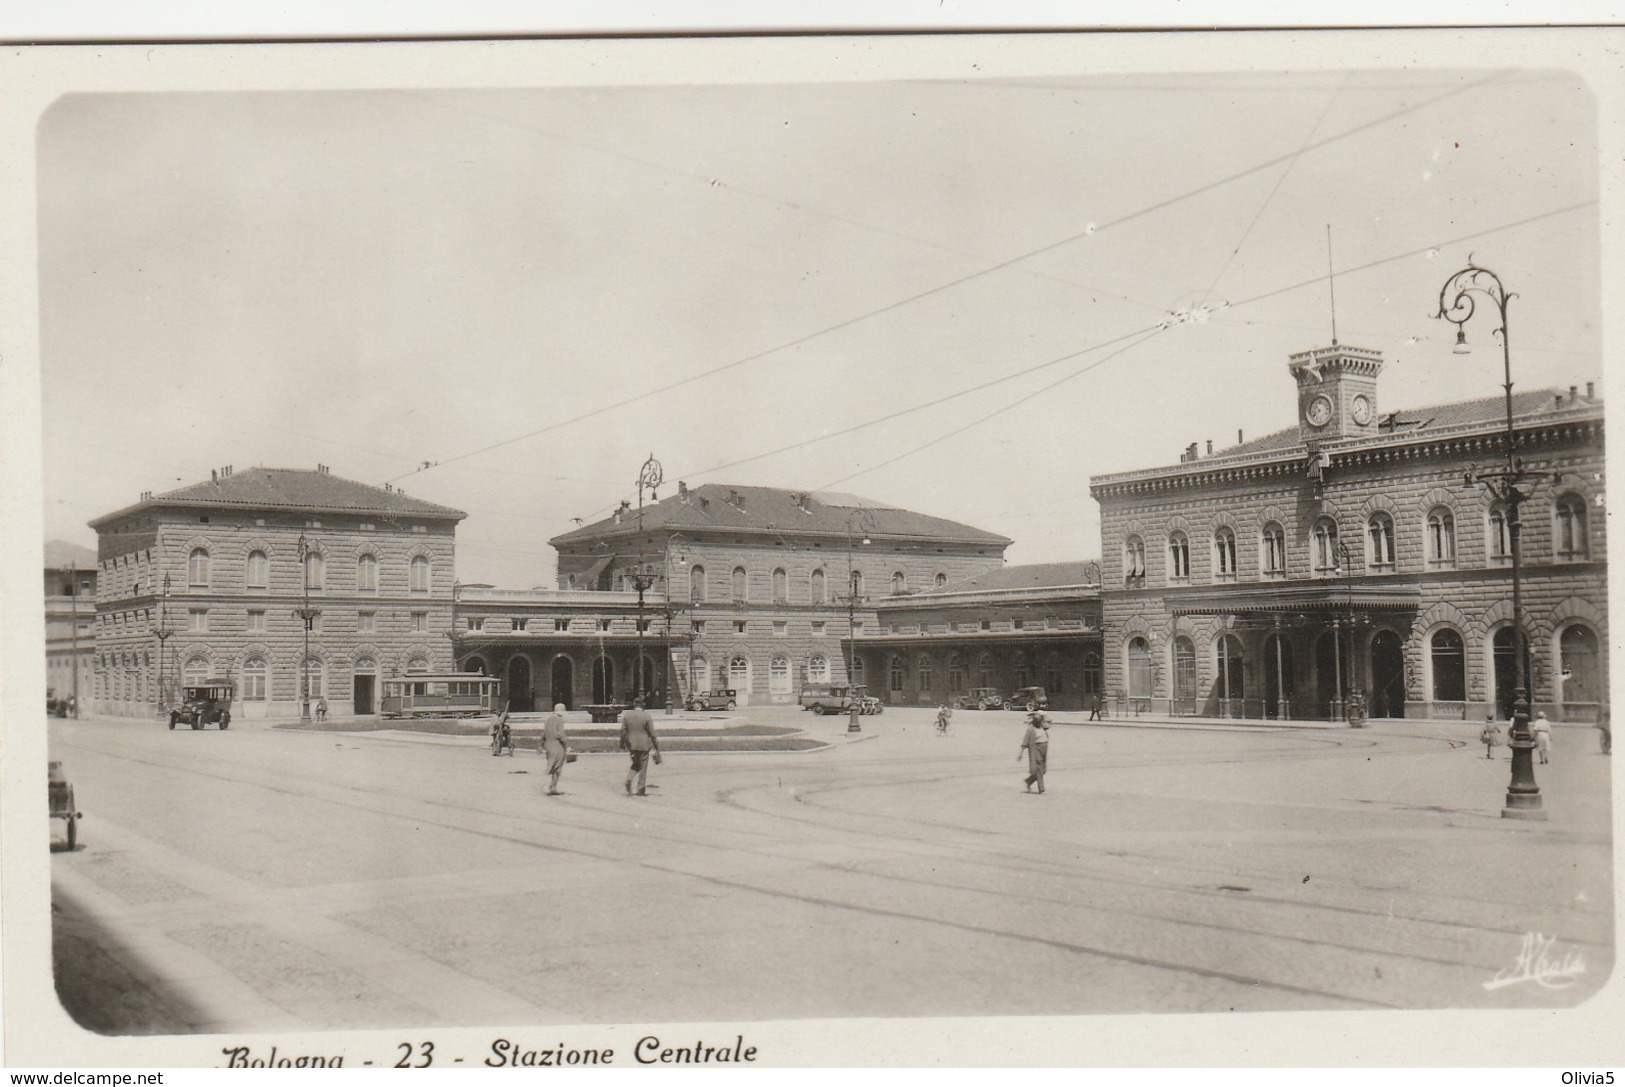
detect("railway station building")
(85, 465), (466, 720)
(1089, 343), (1607, 723)
(450, 484), (1014, 710)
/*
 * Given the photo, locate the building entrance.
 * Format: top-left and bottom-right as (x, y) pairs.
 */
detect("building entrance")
(1370, 629), (1405, 718)
(507, 655), (534, 712)
(550, 656), (573, 710)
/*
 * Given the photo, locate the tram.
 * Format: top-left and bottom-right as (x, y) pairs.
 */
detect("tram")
(379, 673), (502, 719)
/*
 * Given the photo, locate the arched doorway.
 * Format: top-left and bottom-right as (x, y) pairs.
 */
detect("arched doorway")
(592, 655), (614, 704)
(1493, 626), (1534, 718)
(507, 656), (534, 713)
(550, 656), (574, 710)
(1314, 630), (1341, 719)
(728, 655), (752, 706)
(1370, 630), (1405, 718)
(353, 657), (377, 716)
(1263, 633), (1295, 719)
(1213, 635), (1244, 716)
(1171, 636), (1197, 714)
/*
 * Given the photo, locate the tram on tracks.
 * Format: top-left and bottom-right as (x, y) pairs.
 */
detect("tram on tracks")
(379, 673), (502, 719)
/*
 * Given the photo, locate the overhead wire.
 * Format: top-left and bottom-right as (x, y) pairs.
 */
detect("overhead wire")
(386, 71), (1509, 486)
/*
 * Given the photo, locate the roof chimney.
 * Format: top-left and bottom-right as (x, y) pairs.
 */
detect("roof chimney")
(211, 469), (218, 482)
(1570, 385), (1578, 403)
(1238, 429), (1244, 444)
(1587, 381), (1595, 400)
(1206, 439), (1213, 456)
(678, 480), (688, 497)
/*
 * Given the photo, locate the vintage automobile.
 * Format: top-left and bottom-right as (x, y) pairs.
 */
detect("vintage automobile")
(1006, 686), (1050, 712)
(169, 681), (234, 730)
(959, 687), (1007, 711)
(49, 760), (80, 850)
(805, 685), (883, 715)
(686, 688), (739, 712)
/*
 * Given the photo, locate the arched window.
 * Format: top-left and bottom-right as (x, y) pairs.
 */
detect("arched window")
(850, 656), (866, 685)
(891, 571), (907, 595)
(305, 549), (326, 591)
(242, 656), (268, 701)
(1367, 512), (1395, 569)
(934, 572), (947, 588)
(188, 547), (210, 587)
(1213, 527), (1238, 581)
(1044, 652), (1064, 694)
(888, 655), (906, 693)
(1559, 624), (1602, 708)
(183, 655), (210, 687)
(1487, 503), (1511, 565)
(301, 657), (326, 701)
(917, 655), (934, 694)
(1556, 494), (1589, 559)
(809, 568), (825, 604)
(356, 553), (378, 593)
(772, 568), (788, 603)
(1313, 518), (1340, 576)
(851, 570), (865, 598)
(808, 654), (830, 683)
(246, 549), (269, 591)
(1430, 629), (1466, 702)
(690, 564), (707, 603)
(1261, 522), (1286, 579)
(1426, 507), (1456, 568)
(405, 654), (429, 674)
(731, 566), (748, 601)
(1083, 650), (1103, 694)
(1127, 637), (1154, 699)
(1167, 532), (1190, 581)
(1124, 535), (1146, 585)
(947, 653), (966, 693)
(1216, 634), (1244, 707)
(409, 555), (429, 593)
(1172, 636), (1198, 705)
(978, 653), (996, 688)
(728, 655), (750, 690)
(690, 656), (710, 693)
(1013, 651), (1033, 690)
(770, 655), (791, 695)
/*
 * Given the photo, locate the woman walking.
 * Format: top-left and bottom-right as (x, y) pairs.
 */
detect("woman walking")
(1017, 710), (1050, 794)
(1532, 711), (1552, 765)
(543, 703), (570, 794)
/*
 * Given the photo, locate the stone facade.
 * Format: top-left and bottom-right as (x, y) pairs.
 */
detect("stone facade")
(453, 484), (1011, 710)
(1090, 346), (1606, 723)
(44, 540), (97, 711)
(87, 465), (465, 720)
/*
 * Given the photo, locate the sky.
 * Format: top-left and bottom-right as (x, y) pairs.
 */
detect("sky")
(36, 52), (1603, 590)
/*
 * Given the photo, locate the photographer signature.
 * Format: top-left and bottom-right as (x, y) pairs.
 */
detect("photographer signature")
(1483, 932), (1586, 991)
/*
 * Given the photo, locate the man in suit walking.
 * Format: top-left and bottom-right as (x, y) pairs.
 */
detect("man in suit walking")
(619, 697), (661, 797)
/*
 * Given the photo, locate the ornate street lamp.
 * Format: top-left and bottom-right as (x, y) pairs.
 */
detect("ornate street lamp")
(293, 533), (322, 723)
(1437, 261), (1545, 820)
(155, 573), (174, 713)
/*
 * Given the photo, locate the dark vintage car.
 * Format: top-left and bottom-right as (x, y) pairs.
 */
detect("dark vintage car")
(170, 681), (234, 730)
(686, 688), (739, 712)
(805, 685), (883, 715)
(1006, 686), (1050, 711)
(797, 683), (833, 710)
(959, 687), (1007, 711)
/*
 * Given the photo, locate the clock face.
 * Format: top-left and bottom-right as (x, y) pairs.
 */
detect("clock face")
(1306, 395), (1333, 427)
(1352, 395), (1372, 425)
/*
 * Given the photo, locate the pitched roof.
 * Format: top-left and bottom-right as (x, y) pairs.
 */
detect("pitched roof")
(550, 483), (1010, 548)
(44, 539), (98, 570)
(89, 467), (466, 527)
(1218, 387), (1597, 459)
(923, 561), (1101, 594)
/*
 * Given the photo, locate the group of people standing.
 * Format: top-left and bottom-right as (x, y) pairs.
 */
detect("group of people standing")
(1479, 711), (1554, 764)
(489, 698), (662, 797)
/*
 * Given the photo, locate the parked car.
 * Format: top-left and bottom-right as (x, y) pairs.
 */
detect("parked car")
(686, 688), (738, 712)
(170, 681), (234, 730)
(959, 687), (1006, 711)
(797, 683), (833, 710)
(1006, 686), (1049, 711)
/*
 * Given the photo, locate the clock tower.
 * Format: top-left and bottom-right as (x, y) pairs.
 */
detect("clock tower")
(1291, 343), (1383, 443)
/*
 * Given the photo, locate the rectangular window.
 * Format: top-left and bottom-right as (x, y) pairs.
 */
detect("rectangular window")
(246, 609), (266, 632)
(189, 608), (208, 632)
(555, 618), (570, 632)
(734, 620), (748, 634)
(358, 610), (376, 633)
(308, 611), (322, 633)
(411, 611), (427, 632)
(514, 618), (528, 632)
(773, 621), (787, 637)
(1013, 618), (1024, 630)
(638, 619), (650, 633)
(853, 621), (864, 635)
(468, 618), (485, 632)
(980, 619), (991, 631)
(692, 620), (706, 635)
(811, 621), (826, 636)
(596, 618), (611, 632)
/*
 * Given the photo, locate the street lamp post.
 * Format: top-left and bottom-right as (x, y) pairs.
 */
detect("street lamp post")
(293, 533), (321, 723)
(663, 533), (689, 714)
(1336, 540), (1365, 727)
(625, 563), (662, 705)
(842, 514), (872, 734)
(1437, 261), (1545, 820)
(155, 573), (174, 714)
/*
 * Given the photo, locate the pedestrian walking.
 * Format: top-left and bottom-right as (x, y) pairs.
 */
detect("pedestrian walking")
(1532, 710), (1552, 764)
(935, 704), (952, 735)
(542, 703), (569, 794)
(619, 697), (661, 797)
(1017, 710), (1050, 793)
(1087, 691), (1101, 721)
(316, 696), (328, 722)
(1480, 714), (1501, 759)
(1599, 701), (1612, 756)
(490, 707), (514, 756)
